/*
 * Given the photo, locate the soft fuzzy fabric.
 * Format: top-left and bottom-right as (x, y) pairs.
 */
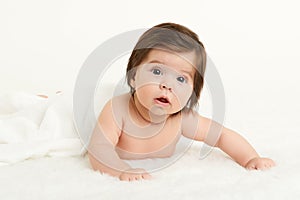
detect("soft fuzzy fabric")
(0, 92), (299, 200)
(0, 92), (82, 165)
(0, 140), (299, 200)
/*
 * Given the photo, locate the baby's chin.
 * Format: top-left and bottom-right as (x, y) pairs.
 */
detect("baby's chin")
(148, 105), (168, 116)
(149, 105), (180, 116)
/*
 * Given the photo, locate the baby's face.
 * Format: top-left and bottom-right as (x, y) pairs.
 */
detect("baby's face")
(131, 49), (196, 115)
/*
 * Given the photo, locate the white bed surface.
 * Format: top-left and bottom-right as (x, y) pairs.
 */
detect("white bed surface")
(1, 136), (299, 200)
(0, 91), (300, 199)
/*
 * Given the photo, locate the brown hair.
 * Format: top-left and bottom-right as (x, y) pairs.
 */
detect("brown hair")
(126, 22), (206, 109)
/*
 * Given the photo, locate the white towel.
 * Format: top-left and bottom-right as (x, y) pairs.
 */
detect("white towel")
(0, 92), (82, 166)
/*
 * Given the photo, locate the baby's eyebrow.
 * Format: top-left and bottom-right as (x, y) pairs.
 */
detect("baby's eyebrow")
(181, 70), (194, 79)
(148, 60), (165, 65)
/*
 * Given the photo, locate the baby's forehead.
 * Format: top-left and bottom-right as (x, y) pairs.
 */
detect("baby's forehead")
(141, 49), (197, 73)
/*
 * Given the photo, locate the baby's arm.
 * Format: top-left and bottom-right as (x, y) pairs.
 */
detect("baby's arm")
(182, 110), (275, 170)
(88, 100), (151, 181)
(216, 126), (275, 169)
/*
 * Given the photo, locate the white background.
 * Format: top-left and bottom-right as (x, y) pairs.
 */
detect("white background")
(1, 1), (300, 199)
(0, 0), (299, 142)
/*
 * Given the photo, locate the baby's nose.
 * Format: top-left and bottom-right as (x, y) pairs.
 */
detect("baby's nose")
(159, 83), (172, 92)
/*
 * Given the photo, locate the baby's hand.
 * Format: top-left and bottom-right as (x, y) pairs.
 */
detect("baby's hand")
(245, 157), (275, 170)
(119, 168), (152, 181)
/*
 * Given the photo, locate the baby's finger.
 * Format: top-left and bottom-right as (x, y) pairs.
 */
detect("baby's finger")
(141, 173), (152, 180)
(134, 174), (143, 181)
(246, 163), (255, 170)
(270, 160), (276, 167)
(120, 175), (129, 181)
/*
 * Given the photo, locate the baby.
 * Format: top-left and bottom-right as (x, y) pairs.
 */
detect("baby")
(88, 22), (275, 181)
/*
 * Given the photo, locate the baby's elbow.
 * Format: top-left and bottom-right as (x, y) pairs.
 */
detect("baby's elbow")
(87, 152), (100, 171)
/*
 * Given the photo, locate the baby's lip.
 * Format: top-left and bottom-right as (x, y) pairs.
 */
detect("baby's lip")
(154, 96), (170, 105)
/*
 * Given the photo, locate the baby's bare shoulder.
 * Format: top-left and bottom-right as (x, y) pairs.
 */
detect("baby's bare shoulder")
(180, 108), (200, 134)
(98, 93), (131, 130)
(180, 108), (199, 120)
(101, 93), (130, 112)
(110, 93), (131, 105)
(105, 92), (131, 119)
(101, 93), (130, 111)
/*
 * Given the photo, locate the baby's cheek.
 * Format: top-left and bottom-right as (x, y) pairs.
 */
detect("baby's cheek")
(173, 88), (193, 108)
(136, 86), (153, 103)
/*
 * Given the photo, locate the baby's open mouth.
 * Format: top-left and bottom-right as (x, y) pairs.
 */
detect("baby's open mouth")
(155, 97), (170, 104)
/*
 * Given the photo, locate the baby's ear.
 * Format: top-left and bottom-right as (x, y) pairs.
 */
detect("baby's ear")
(129, 78), (136, 88)
(127, 67), (137, 89)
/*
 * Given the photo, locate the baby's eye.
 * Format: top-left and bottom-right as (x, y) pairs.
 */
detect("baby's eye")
(152, 68), (162, 75)
(177, 76), (186, 83)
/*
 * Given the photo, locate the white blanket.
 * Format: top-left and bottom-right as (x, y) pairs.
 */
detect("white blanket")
(0, 92), (82, 165)
(0, 92), (299, 200)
